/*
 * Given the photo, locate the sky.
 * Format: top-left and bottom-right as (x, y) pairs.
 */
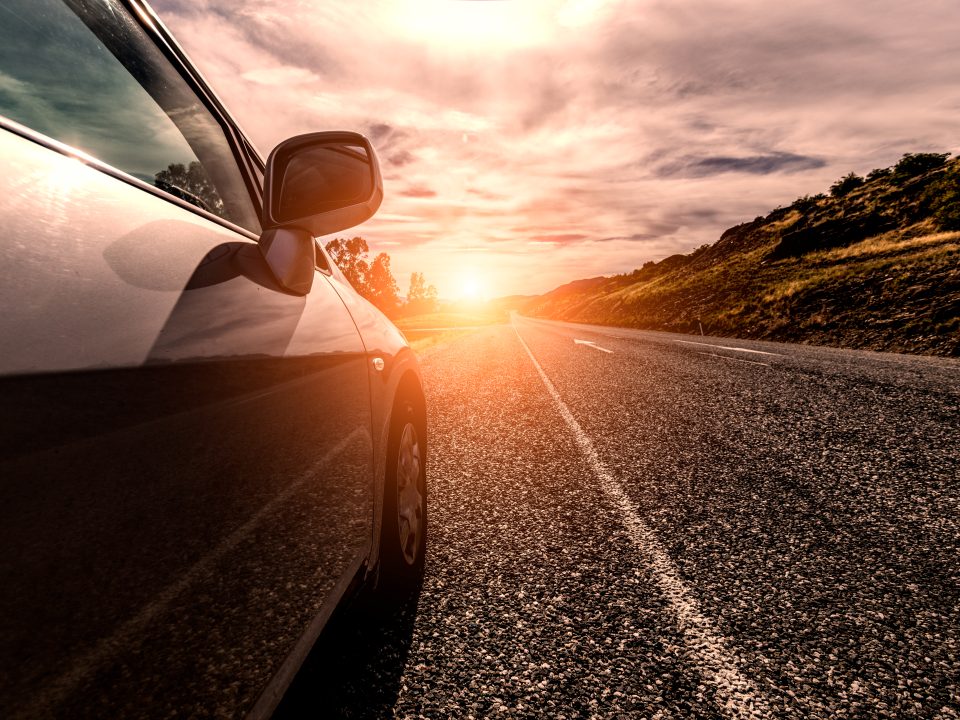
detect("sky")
(152, 0), (960, 299)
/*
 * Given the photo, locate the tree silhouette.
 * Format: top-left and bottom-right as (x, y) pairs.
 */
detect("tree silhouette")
(325, 236), (370, 291)
(366, 253), (401, 316)
(406, 271), (439, 315)
(924, 161), (960, 230)
(893, 152), (949, 180)
(830, 172), (864, 198)
(324, 237), (405, 316)
(155, 161), (223, 215)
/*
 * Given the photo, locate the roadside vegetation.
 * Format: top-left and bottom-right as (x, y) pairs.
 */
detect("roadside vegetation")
(525, 152), (960, 356)
(324, 237), (509, 350)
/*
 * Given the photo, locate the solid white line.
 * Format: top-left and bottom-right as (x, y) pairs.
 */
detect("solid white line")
(676, 340), (783, 357)
(696, 351), (771, 367)
(574, 339), (614, 354)
(28, 427), (368, 720)
(514, 324), (773, 720)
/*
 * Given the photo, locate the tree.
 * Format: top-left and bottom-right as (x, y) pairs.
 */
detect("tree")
(893, 152), (949, 180)
(791, 193), (826, 213)
(830, 172), (864, 198)
(366, 253), (401, 315)
(325, 236), (370, 291)
(324, 236), (404, 316)
(406, 271), (439, 315)
(155, 161), (223, 215)
(924, 162), (960, 231)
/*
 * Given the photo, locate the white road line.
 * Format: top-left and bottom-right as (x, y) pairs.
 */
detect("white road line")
(27, 427), (368, 720)
(514, 324), (773, 720)
(696, 351), (771, 367)
(676, 340), (783, 357)
(574, 338), (614, 354)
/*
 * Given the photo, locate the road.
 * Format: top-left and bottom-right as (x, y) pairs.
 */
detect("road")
(278, 316), (960, 719)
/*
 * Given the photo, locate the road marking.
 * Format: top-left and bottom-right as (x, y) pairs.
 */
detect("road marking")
(27, 427), (368, 720)
(514, 324), (773, 720)
(676, 340), (782, 357)
(696, 351), (771, 367)
(574, 338), (613, 354)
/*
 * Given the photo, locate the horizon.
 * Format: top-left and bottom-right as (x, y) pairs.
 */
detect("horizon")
(154, 0), (960, 299)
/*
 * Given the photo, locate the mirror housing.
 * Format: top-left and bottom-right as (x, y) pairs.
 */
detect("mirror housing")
(263, 131), (383, 236)
(258, 131), (383, 294)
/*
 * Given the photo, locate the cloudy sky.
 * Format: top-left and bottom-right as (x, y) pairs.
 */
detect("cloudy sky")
(153, 0), (960, 299)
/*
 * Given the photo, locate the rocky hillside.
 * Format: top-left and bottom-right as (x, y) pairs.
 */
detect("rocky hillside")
(525, 153), (960, 356)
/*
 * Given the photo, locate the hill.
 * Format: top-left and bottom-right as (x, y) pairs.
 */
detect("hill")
(525, 153), (960, 356)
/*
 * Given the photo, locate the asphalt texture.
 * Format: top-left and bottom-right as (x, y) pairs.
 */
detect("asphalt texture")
(277, 316), (960, 719)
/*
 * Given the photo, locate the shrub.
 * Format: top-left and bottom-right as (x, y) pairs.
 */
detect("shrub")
(893, 152), (950, 180)
(830, 172), (865, 197)
(792, 193), (826, 212)
(866, 167), (891, 182)
(926, 164), (960, 230)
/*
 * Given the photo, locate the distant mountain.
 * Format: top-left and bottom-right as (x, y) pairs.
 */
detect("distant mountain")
(525, 153), (960, 356)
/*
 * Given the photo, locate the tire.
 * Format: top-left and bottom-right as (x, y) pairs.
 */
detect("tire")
(378, 397), (427, 596)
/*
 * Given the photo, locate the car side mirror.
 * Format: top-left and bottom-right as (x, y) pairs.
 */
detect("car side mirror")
(258, 132), (383, 295)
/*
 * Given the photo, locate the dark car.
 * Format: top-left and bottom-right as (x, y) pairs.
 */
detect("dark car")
(0, 0), (427, 716)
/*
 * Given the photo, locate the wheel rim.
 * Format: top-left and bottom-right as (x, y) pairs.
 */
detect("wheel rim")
(396, 422), (423, 565)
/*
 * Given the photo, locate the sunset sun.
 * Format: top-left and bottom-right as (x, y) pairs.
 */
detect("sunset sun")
(457, 272), (487, 302)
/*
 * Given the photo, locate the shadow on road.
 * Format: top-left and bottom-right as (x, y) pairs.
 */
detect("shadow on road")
(274, 585), (422, 719)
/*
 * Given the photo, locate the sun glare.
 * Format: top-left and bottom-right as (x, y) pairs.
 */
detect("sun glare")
(390, 0), (554, 49)
(457, 272), (487, 302)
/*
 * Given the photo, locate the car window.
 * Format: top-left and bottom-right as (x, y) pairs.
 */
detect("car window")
(0, 0), (260, 232)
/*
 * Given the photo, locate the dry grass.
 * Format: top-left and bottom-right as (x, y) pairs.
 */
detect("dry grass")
(762, 231), (959, 303)
(527, 157), (960, 355)
(812, 229), (960, 263)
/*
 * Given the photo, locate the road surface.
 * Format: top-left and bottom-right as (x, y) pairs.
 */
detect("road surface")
(278, 316), (959, 719)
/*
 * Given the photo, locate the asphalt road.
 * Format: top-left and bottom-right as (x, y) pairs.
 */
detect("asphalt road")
(278, 316), (960, 719)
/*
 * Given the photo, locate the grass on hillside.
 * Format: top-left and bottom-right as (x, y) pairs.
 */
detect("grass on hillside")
(529, 225), (959, 355)
(527, 154), (960, 355)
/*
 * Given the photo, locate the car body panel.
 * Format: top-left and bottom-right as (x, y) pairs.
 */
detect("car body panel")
(0, 119), (382, 717)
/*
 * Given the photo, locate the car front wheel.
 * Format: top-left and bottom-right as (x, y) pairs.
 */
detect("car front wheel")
(379, 398), (426, 594)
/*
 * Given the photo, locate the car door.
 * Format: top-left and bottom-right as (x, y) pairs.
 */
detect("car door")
(0, 1), (373, 717)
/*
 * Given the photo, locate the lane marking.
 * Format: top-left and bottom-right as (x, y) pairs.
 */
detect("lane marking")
(696, 351), (771, 367)
(574, 338), (614, 354)
(28, 427), (368, 720)
(514, 324), (773, 720)
(676, 340), (783, 357)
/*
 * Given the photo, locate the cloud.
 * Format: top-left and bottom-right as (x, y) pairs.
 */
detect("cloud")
(467, 187), (508, 201)
(528, 233), (589, 245)
(241, 66), (318, 85)
(597, 233), (661, 243)
(657, 152), (827, 178)
(151, 0), (960, 297)
(398, 186), (438, 198)
(386, 150), (416, 167)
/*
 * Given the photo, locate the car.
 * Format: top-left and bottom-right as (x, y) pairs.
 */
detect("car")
(0, 0), (427, 717)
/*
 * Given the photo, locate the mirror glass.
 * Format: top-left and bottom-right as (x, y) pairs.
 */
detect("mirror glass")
(276, 143), (373, 223)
